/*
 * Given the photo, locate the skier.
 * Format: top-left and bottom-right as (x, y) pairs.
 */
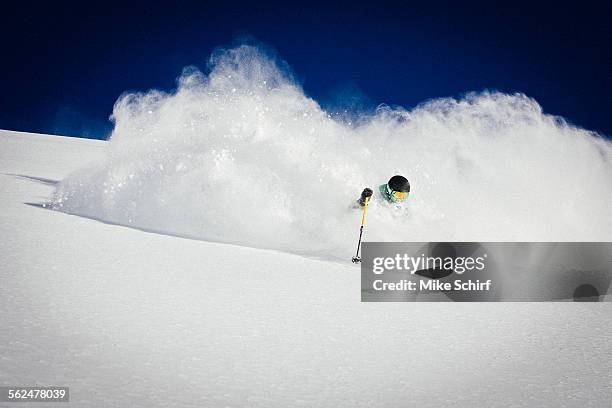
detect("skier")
(350, 175), (411, 263)
(357, 175), (411, 207)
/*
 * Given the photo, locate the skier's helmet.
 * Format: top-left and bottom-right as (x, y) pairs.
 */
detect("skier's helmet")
(387, 175), (410, 202)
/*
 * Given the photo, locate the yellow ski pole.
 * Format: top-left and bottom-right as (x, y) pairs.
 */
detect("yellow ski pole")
(351, 196), (370, 263)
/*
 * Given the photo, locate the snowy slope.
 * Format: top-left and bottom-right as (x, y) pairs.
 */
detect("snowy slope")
(1, 130), (611, 407)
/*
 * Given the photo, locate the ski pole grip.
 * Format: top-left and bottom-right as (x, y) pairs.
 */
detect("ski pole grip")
(361, 197), (369, 226)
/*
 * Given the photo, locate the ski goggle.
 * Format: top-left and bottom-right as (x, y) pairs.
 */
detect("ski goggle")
(391, 190), (409, 201)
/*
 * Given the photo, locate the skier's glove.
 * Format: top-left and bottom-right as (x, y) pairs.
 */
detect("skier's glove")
(358, 188), (373, 206)
(361, 188), (373, 199)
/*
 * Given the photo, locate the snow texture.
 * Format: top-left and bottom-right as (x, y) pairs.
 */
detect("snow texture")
(1, 130), (611, 407)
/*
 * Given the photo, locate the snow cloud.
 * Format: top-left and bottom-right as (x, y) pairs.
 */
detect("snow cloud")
(52, 44), (612, 259)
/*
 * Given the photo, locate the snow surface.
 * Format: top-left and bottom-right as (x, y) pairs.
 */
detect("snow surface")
(1, 129), (611, 407)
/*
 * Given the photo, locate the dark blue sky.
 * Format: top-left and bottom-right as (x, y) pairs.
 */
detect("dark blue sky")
(1, 1), (610, 139)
